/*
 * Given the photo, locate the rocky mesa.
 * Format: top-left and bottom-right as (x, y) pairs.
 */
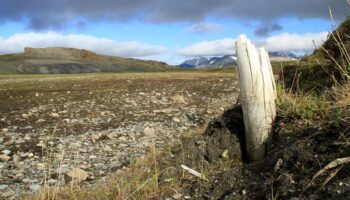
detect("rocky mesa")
(0, 47), (171, 74)
(24, 47), (100, 60)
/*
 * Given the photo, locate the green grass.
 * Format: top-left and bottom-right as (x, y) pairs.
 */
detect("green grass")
(0, 53), (24, 61)
(270, 60), (298, 74)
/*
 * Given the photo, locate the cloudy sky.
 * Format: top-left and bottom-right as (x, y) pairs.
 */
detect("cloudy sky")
(0, 0), (348, 64)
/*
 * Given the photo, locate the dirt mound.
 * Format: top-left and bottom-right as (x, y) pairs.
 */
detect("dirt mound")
(169, 107), (243, 169)
(161, 105), (350, 199)
(24, 47), (100, 60)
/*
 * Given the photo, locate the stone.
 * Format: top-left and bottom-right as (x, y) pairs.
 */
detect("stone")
(0, 185), (8, 190)
(274, 158), (283, 172)
(21, 113), (30, 118)
(2, 149), (11, 155)
(91, 135), (99, 142)
(29, 184), (41, 191)
(172, 117), (181, 123)
(50, 113), (59, 117)
(1, 189), (15, 197)
(36, 142), (46, 148)
(36, 163), (46, 170)
(1, 128), (8, 133)
(104, 145), (113, 152)
(37, 119), (45, 123)
(144, 127), (155, 136)
(47, 179), (57, 185)
(0, 154), (11, 162)
(62, 118), (71, 123)
(172, 94), (186, 104)
(66, 167), (88, 181)
(172, 193), (183, 199)
(24, 135), (31, 140)
(118, 136), (127, 142)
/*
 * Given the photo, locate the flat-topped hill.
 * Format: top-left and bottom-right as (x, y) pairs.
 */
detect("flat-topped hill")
(0, 47), (172, 74)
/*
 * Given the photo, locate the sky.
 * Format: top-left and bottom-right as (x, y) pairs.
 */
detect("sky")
(0, 0), (348, 64)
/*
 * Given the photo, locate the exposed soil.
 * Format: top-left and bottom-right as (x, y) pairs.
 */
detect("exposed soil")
(158, 105), (350, 199)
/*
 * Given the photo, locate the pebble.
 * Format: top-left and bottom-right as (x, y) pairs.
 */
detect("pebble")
(1, 128), (9, 132)
(144, 127), (155, 136)
(36, 163), (46, 170)
(104, 145), (113, 152)
(172, 193), (183, 199)
(0, 185), (8, 190)
(66, 168), (89, 181)
(2, 149), (11, 155)
(172, 117), (181, 123)
(0, 154), (11, 161)
(29, 184), (41, 191)
(50, 113), (59, 117)
(47, 179), (57, 185)
(2, 189), (15, 197)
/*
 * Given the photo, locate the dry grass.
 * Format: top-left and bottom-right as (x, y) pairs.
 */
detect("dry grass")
(24, 131), (206, 200)
(27, 150), (164, 200)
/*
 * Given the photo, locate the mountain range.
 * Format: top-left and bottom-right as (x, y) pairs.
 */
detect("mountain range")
(179, 51), (301, 68)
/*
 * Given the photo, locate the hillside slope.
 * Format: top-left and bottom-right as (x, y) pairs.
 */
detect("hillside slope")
(282, 17), (350, 92)
(0, 47), (171, 74)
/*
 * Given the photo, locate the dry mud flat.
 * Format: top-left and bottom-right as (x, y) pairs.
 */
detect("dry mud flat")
(0, 72), (238, 199)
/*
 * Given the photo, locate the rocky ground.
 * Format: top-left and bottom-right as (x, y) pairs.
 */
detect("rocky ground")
(0, 72), (239, 199)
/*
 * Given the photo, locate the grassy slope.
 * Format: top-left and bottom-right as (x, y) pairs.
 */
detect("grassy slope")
(282, 17), (350, 92)
(0, 53), (24, 73)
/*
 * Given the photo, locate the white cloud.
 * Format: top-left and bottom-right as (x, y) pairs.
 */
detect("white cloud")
(185, 22), (224, 34)
(261, 32), (328, 52)
(176, 32), (328, 57)
(0, 32), (166, 57)
(176, 38), (236, 57)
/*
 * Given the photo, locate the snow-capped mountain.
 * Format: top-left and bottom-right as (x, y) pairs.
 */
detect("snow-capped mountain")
(179, 51), (301, 68)
(179, 57), (209, 68)
(268, 51), (301, 61)
(179, 55), (237, 68)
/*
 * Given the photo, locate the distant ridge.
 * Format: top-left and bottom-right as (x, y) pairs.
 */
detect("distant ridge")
(0, 47), (172, 74)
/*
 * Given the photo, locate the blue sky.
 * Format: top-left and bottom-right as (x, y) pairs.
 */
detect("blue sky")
(0, 0), (348, 64)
